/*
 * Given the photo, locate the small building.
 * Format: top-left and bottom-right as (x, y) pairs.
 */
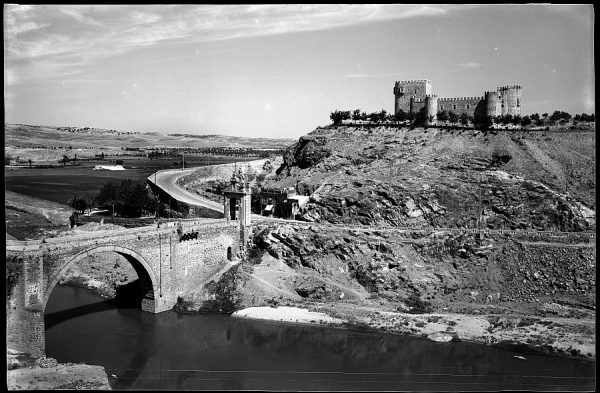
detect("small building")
(258, 187), (296, 218)
(93, 165), (125, 171)
(285, 195), (310, 220)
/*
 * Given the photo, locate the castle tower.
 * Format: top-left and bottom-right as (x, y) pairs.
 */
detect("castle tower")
(394, 80), (431, 115)
(425, 94), (438, 125)
(497, 85), (522, 116)
(484, 91), (500, 117)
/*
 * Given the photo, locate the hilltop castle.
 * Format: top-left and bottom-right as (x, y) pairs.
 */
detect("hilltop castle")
(393, 80), (522, 123)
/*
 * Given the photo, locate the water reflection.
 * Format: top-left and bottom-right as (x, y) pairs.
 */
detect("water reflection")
(46, 286), (595, 391)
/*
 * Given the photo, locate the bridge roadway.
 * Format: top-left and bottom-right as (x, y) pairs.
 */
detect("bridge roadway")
(147, 167), (595, 240)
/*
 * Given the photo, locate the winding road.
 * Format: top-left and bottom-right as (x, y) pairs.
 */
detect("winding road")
(147, 167), (224, 213)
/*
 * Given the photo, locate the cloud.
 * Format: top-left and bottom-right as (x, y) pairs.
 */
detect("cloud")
(343, 72), (404, 79)
(442, 62), (482, 74)
(455, 62), (481, 69)
(4, 4), (465, 83)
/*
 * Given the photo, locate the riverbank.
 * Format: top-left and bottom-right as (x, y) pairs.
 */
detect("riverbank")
(7, 348), (111, 390)
(231, 302), (596, 361)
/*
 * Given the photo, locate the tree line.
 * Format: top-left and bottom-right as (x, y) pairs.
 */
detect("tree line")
(68, 179), (159, 218)
(330, 108), (595, 129)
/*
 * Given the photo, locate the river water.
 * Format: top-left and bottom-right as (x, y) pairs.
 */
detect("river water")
(45, 286), (595, 391)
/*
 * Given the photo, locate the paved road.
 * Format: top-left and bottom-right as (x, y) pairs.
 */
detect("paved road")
(147, 167), (224, 212)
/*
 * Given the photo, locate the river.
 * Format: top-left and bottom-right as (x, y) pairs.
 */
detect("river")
(45, 286), (595, 391)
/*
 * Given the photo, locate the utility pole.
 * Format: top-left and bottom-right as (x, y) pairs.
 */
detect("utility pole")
(182, 151), (185, 171)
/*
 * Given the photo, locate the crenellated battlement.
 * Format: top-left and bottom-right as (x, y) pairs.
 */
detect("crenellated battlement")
(498, 85), (522, 90)
(394, 79), (521, 120)
(395, 79), (430, 84)
(438, 97), (483, 101)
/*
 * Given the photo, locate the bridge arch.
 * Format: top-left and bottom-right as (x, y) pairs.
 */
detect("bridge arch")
(43, 245), (160, 309)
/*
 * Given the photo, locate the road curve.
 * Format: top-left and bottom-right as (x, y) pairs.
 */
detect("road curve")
(147, 166), (286, 222)
(147, 167), (224, 212)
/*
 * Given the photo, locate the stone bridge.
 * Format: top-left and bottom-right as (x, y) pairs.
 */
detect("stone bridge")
(6, 219), (243, 356)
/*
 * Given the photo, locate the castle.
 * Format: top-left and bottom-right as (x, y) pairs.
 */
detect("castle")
(393, 80), (522, 124)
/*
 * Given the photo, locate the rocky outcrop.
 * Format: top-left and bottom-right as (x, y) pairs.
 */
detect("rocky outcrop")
(7, 348), (111, 390)
(250, 222), (596, 314)
(265, 126), (595, 232)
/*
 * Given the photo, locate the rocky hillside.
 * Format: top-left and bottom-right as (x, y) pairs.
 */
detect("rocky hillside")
(249, 223), (596, 314)
(268, 126), (595, 232)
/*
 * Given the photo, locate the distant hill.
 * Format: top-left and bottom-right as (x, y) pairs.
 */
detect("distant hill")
(4, 124), (294, 151)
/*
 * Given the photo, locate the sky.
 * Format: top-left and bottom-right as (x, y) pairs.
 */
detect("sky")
(3, 4), (595, 139)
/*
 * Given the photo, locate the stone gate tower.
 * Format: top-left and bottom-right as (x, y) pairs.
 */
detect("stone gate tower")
(223, 167), (252, 251)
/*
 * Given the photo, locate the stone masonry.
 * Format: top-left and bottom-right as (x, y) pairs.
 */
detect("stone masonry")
(393, 79), (522, 124)
(6, 219), (241, 356)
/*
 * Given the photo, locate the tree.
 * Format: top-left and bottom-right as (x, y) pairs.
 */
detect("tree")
(330, 110), (351, 125)
(28, 159), (32, 168)
(95, 179), (155, 217)
(368, 111), (382, 123)
(448, 111), (459, 125)
(437, 110), (449, 124)
(394, 109), (408, 122)
(379, 108), (387, 121)
(512, 114), (522, 128)
(352, 108), (363, 121)
(460, 112), (469, 127)
(522, 115), (532, 127)
(482, 116), (494, 130)
(62, 155), (68, 166)
(68, 197), (88, 214)
(498, 114), (513, 125)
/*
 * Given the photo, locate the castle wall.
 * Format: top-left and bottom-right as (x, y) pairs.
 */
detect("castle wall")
(393, 80), (522, 121)
(437, 97), (483, 117)
(498, 85), (522, 116)
(485, 91), (500, 117)
(394, 80), (431, 114)
(425, 95), (438, 124)
(410, 98), (426, 114)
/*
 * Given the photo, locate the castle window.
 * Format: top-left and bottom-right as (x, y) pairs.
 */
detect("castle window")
(517, 99), (520, 107)
(466, 105), (470, 110)
(453, 104), (456, 110)
(440, 105), (444, 110)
